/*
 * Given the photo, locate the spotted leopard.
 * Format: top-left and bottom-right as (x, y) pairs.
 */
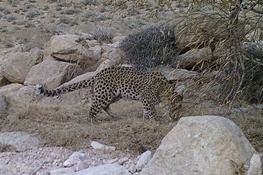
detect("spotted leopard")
(35, 66), (184, 121)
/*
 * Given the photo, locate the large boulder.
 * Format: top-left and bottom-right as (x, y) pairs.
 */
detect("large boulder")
(1, 52), (38, 83)
(46, 35), (99, 66)
(141, 115), (256, 175)
(24, 59), (80, 89)
(0, 84), (34, 117)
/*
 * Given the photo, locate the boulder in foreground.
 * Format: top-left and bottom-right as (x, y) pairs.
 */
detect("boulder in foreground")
(141, 115), (256, 175)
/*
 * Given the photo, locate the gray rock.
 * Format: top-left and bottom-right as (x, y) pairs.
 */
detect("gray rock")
(29, 47), (44, 64)
(47, 34), (98, 66)
(141, 115), (256, 175)
(91, 141), (116, 151)
(1, 52), (37, 83)
(134, 150), (152, 172)
(247, 153), (262, 175)
(24, 59), (80, 89)
(74, 161), (89, 172)
(87, 45), (102, 61)
(65, 163), (130, 175)
(63, 152), (89, 167)
(0, 132), (39, 152)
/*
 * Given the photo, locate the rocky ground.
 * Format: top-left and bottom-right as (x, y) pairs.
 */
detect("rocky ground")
(0, 0), (262, 175)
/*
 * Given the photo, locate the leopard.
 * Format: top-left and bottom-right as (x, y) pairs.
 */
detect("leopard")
(35, 66), (184, 121)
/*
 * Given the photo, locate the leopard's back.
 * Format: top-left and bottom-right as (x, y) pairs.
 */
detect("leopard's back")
(93, 66), (166, 101)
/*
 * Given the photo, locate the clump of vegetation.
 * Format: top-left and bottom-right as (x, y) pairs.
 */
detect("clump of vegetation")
(63, 8), (81, 15)
(23, 3), (36, 10)
(91, 26), (113, 43)
(142, 0), (263, 105)
(24, 22), (35, 28)
(241, 43), (263, 103)
(58, 16), (77, 26)
(80, 0), (99, 6)
(6, 14), (16, 22)
(7, 0), (20, 5)
(0, 7), (11, 15)
(26, 9), (40, 19)
(43, 6), (50, 11)
(120, 25), (177, 68)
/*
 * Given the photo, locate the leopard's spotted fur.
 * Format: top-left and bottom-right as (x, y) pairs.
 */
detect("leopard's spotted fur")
(35, 66), (183, 120)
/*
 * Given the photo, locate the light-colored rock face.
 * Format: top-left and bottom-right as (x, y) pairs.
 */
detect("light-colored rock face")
(141, 115), (256, 175)
(1, 52), (37, 83)
(29, 47), (44, 64)
(24, 59), (80, 89)
(46, 35), (99, 66)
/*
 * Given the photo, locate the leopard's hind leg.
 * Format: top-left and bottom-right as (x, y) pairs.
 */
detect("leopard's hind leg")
(89, 92), (118, 121)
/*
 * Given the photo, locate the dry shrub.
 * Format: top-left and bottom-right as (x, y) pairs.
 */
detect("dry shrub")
(120, 25), (177, 68)
(161, 0), (263, 105)
(91, 26), (114, 43)
(241, 43), (263, 103)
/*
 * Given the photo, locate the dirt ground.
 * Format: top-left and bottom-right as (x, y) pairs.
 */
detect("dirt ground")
(0, 100), (177, 155)
(0, 99), (262, 155)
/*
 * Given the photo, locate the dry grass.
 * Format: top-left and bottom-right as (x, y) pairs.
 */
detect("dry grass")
(0, 100), (175, 154)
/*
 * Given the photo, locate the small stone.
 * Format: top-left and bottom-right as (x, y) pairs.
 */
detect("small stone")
(90, 141), (116, 151)
(135, 150), (152, 171)
(87, 45), (102, 60)
(73, 161), (88, 172)
(247, 153), (263, 175)
(63, 152), (88, 167)
(90, 141), (104, 150)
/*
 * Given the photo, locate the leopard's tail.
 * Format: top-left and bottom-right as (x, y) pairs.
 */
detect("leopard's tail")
(35, 77), (94, 97)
